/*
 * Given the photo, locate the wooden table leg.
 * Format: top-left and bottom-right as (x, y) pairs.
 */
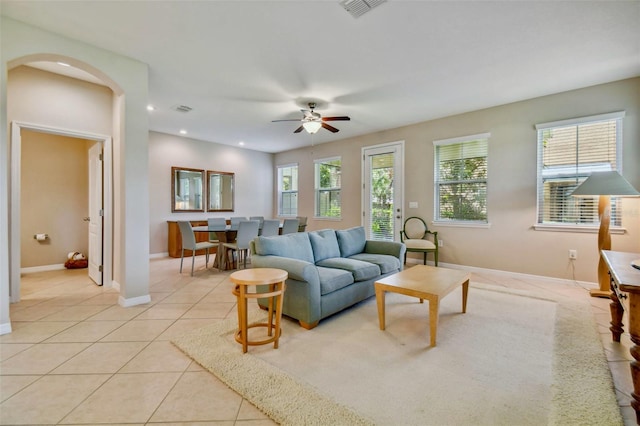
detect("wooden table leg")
(462, 280), (469, 313)
(626, 293), (640, 424)
(428, 297), (439, 347)
(376, 286), (386, 330)
(610, 275), (624, 343)
(238, 285), (248, 353)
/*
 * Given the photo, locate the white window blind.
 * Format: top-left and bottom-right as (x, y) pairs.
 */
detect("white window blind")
(315, 157), (341, 218)
(536, 112), (623, 227)
(434, 133), (489, 223)
(277, 164), (298, 216)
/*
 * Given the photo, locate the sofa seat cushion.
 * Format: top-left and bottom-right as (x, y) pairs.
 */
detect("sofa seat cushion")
(254, 232), (314, 264)
(317, 266), (355, 296)
(336, 226), (367, 258)
(308, 229), (341, 262)
(349, 253), (401, 274)
(316, 257), (381, 282)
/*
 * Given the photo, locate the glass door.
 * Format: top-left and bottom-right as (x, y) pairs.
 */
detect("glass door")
(362, 142), (403, 241)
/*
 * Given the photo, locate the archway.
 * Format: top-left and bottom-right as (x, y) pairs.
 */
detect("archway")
(7, 54), (121, 303)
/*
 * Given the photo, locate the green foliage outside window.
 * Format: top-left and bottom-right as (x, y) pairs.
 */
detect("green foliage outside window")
(316, 159), (341, 218)
(371, 167), (394, 240)
(438, 157), (487, 221)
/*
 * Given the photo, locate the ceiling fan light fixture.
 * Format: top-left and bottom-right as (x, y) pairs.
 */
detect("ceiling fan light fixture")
(303, 121), (322, 134)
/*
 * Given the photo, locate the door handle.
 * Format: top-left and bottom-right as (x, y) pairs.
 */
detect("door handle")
(83, 217), (90, 222)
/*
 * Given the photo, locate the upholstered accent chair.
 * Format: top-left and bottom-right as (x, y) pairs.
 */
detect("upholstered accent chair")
(400, 217), (438, 266)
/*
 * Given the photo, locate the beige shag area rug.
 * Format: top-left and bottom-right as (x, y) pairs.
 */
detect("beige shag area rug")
(172, 283), (622, 426)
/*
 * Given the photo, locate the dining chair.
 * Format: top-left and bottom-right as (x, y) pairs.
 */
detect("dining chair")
(222, 220), (260, 269)
(296, 216), (308, 232)
(177, 221), (217, 276)
(400, 216), (438, 266)
(249, 216), (264, 228)
(260, 219), (280, 237)
(207, 217), (227, 243)
(281, 218), (299, 235)
(230, 216), (248, 230)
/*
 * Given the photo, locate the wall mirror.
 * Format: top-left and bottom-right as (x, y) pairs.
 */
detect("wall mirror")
(207, 170), (234, 212)
(171, 167), (205, 212)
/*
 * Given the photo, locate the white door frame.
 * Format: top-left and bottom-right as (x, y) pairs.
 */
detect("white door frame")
(10, 121), (113, 302)
(361, 141), (405, 241)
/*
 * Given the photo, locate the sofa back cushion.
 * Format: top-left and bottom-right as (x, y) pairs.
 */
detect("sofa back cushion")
(254, 232), (314, 264)
(336, 226), (367, 258)
(308, 229), (341, 262)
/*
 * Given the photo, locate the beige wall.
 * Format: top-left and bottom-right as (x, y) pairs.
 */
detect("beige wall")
(148, 131), (274, 255)
(275, 78), (640, 283)
(20, 131), (94, 267)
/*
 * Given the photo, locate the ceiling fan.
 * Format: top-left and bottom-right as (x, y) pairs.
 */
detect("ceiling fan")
(272, 102), (351, 134)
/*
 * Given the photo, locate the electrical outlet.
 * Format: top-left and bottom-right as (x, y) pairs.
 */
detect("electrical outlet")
(569, 249), (577, 260)
(438, 239), (443, 247)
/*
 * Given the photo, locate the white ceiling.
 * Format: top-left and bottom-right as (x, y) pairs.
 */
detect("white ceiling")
(2, 1), (639, 153)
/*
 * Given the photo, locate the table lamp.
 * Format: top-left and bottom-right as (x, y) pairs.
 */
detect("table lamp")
(570, 171), (640, 298)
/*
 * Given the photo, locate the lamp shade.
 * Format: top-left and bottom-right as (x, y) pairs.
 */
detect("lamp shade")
(570, 171), (640, 197)
(302, 121), (322, 134)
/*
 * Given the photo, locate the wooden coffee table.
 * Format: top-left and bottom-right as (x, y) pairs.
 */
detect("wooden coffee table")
(375, 265), (470, 347)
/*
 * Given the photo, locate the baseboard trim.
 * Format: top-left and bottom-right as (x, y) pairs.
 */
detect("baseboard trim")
(405, 258), (597, 289)
(0, 322), (13, 336)
(119, 294), (151, 307)
(150, 252), (169, 259)
(21, 264), (66, 274)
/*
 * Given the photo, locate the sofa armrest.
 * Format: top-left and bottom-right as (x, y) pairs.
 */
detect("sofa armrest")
(364, 240), (406, 261)
(251, 254), (319, 284)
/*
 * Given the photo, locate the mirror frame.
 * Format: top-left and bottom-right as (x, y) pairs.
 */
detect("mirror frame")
(171, 167), (205, 212)
(207, 170), (235, 212)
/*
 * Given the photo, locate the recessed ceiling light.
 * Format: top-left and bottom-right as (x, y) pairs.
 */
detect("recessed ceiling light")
(146, 105), (155, 111)
(238, 141), (245, 146)
(57, 61), (70, 67)
(179, 129), (187, 135)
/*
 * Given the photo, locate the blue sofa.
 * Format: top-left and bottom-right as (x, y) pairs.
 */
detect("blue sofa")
(249, 226), (406, 329)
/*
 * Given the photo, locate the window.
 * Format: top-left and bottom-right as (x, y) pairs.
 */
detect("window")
(315, 157), (341, 218)
(434, 133), (489, 223)
(536, 112), (623, 228)
(277, 164), (298, 216)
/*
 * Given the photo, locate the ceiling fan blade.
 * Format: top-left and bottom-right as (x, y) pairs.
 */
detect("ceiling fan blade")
(322, 122), (340, 133)
(272, 119), (303, 122)
(294, 125), (304, 133)
(322, 116), (351, 121)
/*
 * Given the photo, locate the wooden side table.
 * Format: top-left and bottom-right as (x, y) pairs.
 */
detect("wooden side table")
(601, 250), (640, 424)
(230, 268), (288, 353)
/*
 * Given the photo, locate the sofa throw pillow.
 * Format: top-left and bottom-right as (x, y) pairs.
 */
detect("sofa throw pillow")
(336, 226), (367, 258)
(254, 232), (314, 264)
(308, 229), (341, 262)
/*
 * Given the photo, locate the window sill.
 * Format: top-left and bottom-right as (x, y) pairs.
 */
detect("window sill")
(532, 224), (626, 234)
(431, 220), (491, 229)
(313, 217), (342, 221)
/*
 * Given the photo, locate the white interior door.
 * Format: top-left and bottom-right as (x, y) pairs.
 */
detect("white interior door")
(362, 142), (404, 241)
(88, 142), (103, 285)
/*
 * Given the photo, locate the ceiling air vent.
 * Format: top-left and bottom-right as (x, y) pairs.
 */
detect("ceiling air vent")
(339, 0), (386, 18)
(171, 104), (193, 113)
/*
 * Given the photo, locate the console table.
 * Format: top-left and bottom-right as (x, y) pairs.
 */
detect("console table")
(602, 249), (640, 424)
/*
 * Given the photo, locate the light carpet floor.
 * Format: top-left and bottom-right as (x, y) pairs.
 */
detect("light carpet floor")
(172, 282), (622, 426)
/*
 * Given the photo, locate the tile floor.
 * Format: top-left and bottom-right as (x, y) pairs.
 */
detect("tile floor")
(0, 257), (636, 425)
